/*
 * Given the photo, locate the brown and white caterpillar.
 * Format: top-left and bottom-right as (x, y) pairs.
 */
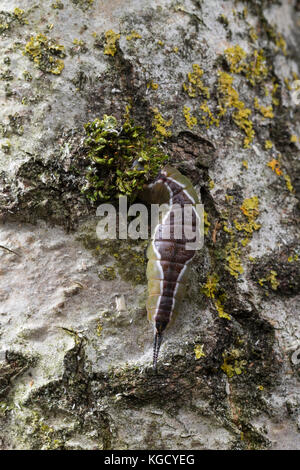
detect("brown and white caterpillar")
(145, 166), (201, 369)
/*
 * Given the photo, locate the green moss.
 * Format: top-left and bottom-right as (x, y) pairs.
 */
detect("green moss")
(24, 33), (66, 75)
(81, 114), (168, 203)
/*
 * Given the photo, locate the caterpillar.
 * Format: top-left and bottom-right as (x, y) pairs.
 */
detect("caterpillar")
(145, 166), (201, 369)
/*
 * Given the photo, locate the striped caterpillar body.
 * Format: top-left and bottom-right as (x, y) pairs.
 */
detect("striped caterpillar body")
(146, 166), (200, 369)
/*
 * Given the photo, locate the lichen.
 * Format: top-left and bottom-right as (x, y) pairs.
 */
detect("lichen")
(221, 349), (247, 378)
(126, 31), (142, 41)
(103, 30), (120, 57)
(182, 64), (210, 99)
(24, 33), (66, 75)
(225, 242), (244, 278)
(234, 196), (261, 236)
(151, 108), (172, 138)
(254, 97), (274, 119)
(224, 46), (268, 86)
(258, 270), (279, 291)
(81, 114), (168, 202)
(71, 0), (94, 11)
(217, 72), (254, 148)
(183, 105), (197, 129)
(194, 344), (205, 360)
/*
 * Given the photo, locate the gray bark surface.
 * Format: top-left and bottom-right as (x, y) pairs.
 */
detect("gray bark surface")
(0, 0), (299, 449)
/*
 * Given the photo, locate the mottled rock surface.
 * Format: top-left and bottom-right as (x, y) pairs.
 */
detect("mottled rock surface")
(0, 0), (299, 450)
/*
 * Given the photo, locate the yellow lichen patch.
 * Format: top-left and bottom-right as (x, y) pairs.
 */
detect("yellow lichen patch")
(259, 270), (279, 291)
(24, 34), (66, 75)
(200, 101), (220, 128)
(13, 8), (27, 23)
(284, 174), (294, 193)
(254, 97), (274, 119)
(96, 321), (103, 337)
(194, 344), (206, 360)
(209, 179), (215, 189)
(201, 273), (219, 299)
(267, 158), (282, 175)
(147, 80), (159, 90)
(215, 297), (231, 320)
(225, 242), (244, 278)
(245, 49), (268, 85)
(224, 45), (247, 74)
(103, 30), (120, 56)
(234, 196), (261, 236)
(183, 105), (197, 129)
(204, 210), (211, 235)
(152, 108), (172, 138)
(240, 196), (259, 219)
(275, 33), (287, 55)
(126, 31), (142, 41)
(224, 46), (268, 86)
(233, 107), (254, 148)
(183, 64), (210, 99)
(249, 26), (258, 43)
(242, 160), (248, 169)
(271, 81), (280, 106)
(223, 221), (233, 234)
(221, 349), (247, 378)
(217, 72), (254, 148)
(290, 134), (298, 143)
(265, 140), (273, 149)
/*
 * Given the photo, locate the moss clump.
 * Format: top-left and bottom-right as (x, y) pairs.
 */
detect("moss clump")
(182, 64), (210, 99)
(81, 115), (168, 202)
(24, 33), (66, 75)
(103, 30), (120, 57)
